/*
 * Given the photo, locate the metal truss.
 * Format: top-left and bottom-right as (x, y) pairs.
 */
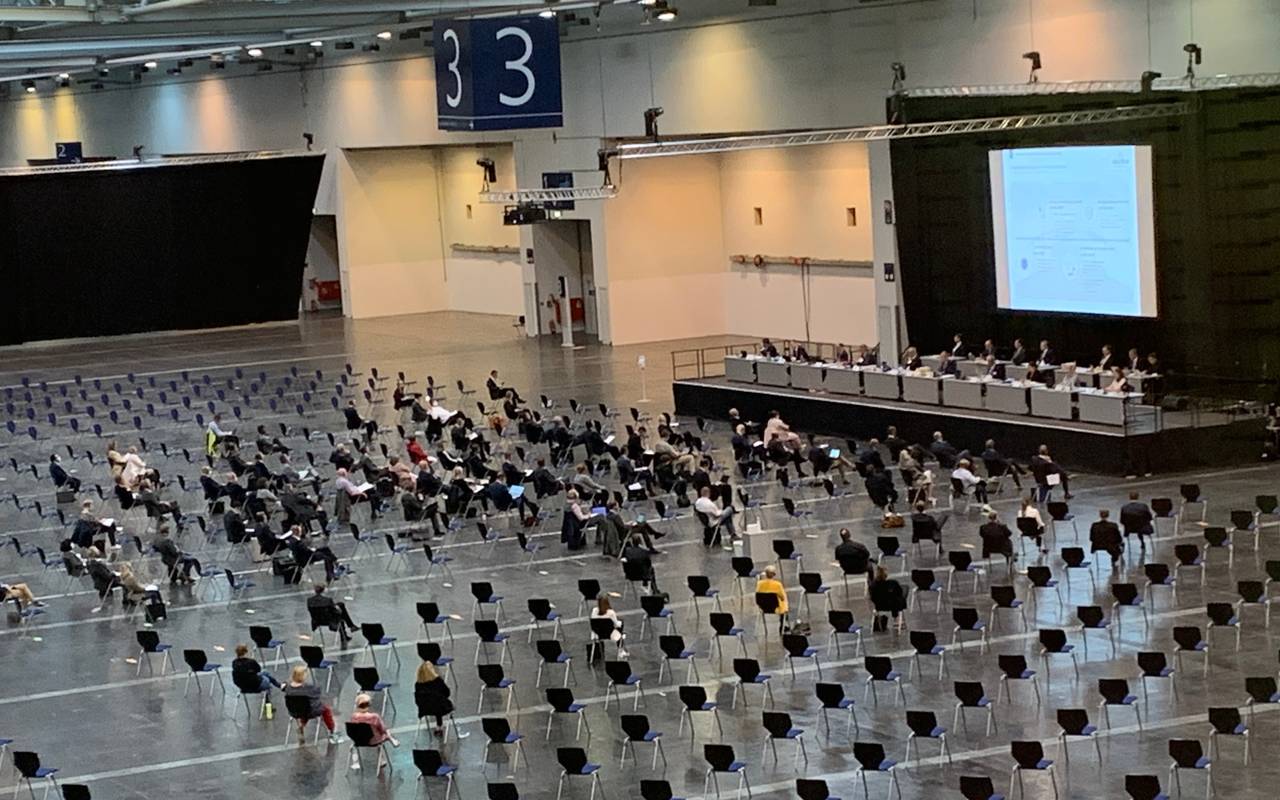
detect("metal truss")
(477, 186), (618, 204)
(613, 102), (1191, 160)
(904, 72), (1280, 97)
(0, 149), (317, 177)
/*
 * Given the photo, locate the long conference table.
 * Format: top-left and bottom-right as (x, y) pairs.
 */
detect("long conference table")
(723, 356), (1150, 427)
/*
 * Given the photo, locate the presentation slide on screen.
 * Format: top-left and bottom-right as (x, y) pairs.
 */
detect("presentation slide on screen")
(989, 144), (1157, 317)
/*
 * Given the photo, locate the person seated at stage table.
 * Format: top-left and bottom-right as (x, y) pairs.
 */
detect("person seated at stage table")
(1029, 444), (1072, 500)
(1037, 339), (1057, 367)
(981, 439), (1024, 490)
(1104, 367), (1132, 393)
(1021, 363), (1052, 387)
(835, 344), (851, 364)
(1127, 347), (1142, 372)
(900, 346), (922, 371)
(486, 369), (524, 404)
(1089, 509), (1124, 568)
(760, 338), (779, 358)
(980, 339), (998, 360)
(951, 333), (967, 357)
(1054, 363), (1078, 390)
(936, 351), (959, 376)
(981, 354), (1007, 381)
(793, 344), (814, 362)
(951, 458), (988, 504)
(1097, 344), (1115, 372)
(1009, 338), (1029, 365)
(855, 344), (878, 367)
(1143, 352), (1161, 375)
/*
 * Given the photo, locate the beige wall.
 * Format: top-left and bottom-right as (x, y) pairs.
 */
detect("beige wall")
(437, 145), (524, 316)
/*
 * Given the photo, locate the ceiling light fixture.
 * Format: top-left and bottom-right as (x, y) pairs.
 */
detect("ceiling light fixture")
(376, 30), (393, 40)
(539, 8), (556, 18)
(1022, 50), (1041, 83)
(247, 47), (264, 58)
(143, 60), (158, 70)
(310, 40), (324, 48)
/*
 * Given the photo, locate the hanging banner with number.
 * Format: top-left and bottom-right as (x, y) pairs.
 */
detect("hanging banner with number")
(433, 16), (563, 132)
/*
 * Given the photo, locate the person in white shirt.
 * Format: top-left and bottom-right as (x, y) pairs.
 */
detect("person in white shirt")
(1054, 363), (1078, 391)
(951, 458), (988, 503)
(590, 595), (628, 657)
(694, 487), (736, 539)
(1016, 497), (1046, 552)
(121, 446), (153, 490)
(763, 411), (800, 451)
(207, 414), (238, 446)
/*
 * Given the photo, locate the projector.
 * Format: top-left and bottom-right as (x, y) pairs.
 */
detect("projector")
(503, 204), (548, 226)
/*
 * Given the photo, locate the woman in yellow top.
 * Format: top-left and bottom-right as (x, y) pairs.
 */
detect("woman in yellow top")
(756, 565), (789, 633)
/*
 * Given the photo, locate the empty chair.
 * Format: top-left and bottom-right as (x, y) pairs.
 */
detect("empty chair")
(1111, 583), (1149, 628)
(299, 645), (337, 693)
(761, 711), (808, 768)
(248, 625), (285, 662)
(959, 776), (1002, 800)
(555, 747), (604, 800)
(1229, 509), (1259, 551)
(1205, 603), (1241, 651)
(639, 780), (681, 800)
(795, 779), (839, 800)
(951, 607), (988, 651)
(1172, 626), (1210, 676)
(863, 656), (906, 706)
(731, 556), (761, 596)
(904, 709), (951, 763)
(1056, 708), (1101, 766)
(989, 585), (1026, 632)
(1202, 527), (1232, 568)
(1026, 565), (1061, 608)
(412, 749), (458, 800)
(11, 752), (59, 800)
(474, 619), (513, 664)
(527, 598), (563, 641)
(620, 714), (666, 770)
(182, 649), (225, 697)
(997, 655), (1041, 705)
(876, 536), (907, 571)
(815, 682), (859, 738)
(1060, 547), (1096, 589)
(1076, 605), (1115, 657)
(1244, 675), (1280, 721)
(604, 660), (644, 711)
(1173, 544), (1206, 587)
(535, 639), (574, 688)
(852, 742), (900, 800)
(1038, 629), (1079, 684)
(948, 550), (983, 592)
(731, 658), (774, 709)
(1167, 739), (1211, 799)
(639, 594), (677, 638)
(1143, 563), (1176, 607)
(545, 687), (590, 742)
(658, 635), (700, 684)
(826, 610), (864, 658)
(1235, 581), (1270, 628)
(702, 743), (752, 799)
(1137, 652), (1177, 704)
(1207, 707), (1249, 765)
(772, 538), (803, 580)
(480, 717), (529, 771)
(797, 572), (832, 616)
(1151, 497), (1178, 536)
(782, 633), (821, 679)
(677, 685), (723, 740)
(1180, 484), (1207, 523)
(908, 630), (948, 680)
(476, 664), (517, 714)
(709, 612), (748, 659)
(688, 575), (722, 614)
(1098, 678), (1142, 731)
(1008, 740), (1057, 800)
(135, 629), (174, 675)
(360, 622), (402, 669)
(953, 681), (997, 735)
(910, 569), (944, 612)
(471, 581), (505, 619)
(1124, 775), (1169, 800)
(353, 665), (396, 716)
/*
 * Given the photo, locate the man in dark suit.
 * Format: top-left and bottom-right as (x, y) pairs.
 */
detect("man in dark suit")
(1029, 444), (1072, 500)
(306, 583), (358, 644)
(834, 528), (873, 574)
(937, 351), (960, 376)
(486, 370), (524, 403)
(620, 535), (659, 592)
(1097, 344), (1114, 372)
(1089, 509), (1124, 568)
(980, 440), (1023, 490)
(929, 431), (960, 469)
(864, 464), (898, 511)
(883, 428), (907, 462)
(1119, 491), (1154, 550)
(910, 503), (944, 555)
(951, 334), (967, 357)
(980, 339), (998, 360)
(982, 355), (1007, 381)
(856, 439), (885, 472)
(1127, 348), (1142, 371)
(978, 511), (1014, 562)
(49, 454), (80, 492)
(1037, 339), (1057, 366)
(1010, 338), (1028, 365)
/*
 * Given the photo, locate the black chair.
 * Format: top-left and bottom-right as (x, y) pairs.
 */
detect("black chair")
(1056, 708), (1101, 766)
(1026, 565), (1061, 608)
(1142, 563), (1175, 608)
(876, 535), (906, 570)
(709, 612), (748, 658)
(248, 624), (284, 662)
(535, 639), (574, 688)
(795, 779), (838, 800)
(863, 656), (906, 705)
(1098, 678), (1142, 731)
(470, 580), (505, 619)
(476, 664), (517, 714)
(826, 609), (864, 658)
(1060, 546), (1095, 589)
(134, 629), (174, 675)
(487, 783), (519, 800)
(677, 685), (722, 740)
(360, 622), (402, 669)
(997, 654), (1040, 705)
(1124, 775), (1168, 800)
(1244, 675), (1280, 721)
(1236, 580), (1270, 628)
(1207, 707), (1249, 764)
(731, 658), (774, 709)
(989, 585), (1027, 632)
(772, 538), (803, 581)
(782, 633), (821, 679)
(1137, 651), (1176, 704)
(604, 660), (643, 711)
(1008, 740), (1057, 800)
(1111, 582), (1148, 628)
(1167, 739), (1211, 799)
(640, 594), (677, 638)
(797, 572), (831, 616)
(620, 713), (666, 770)
(904, 709), (951, 763)
(60, 786), (90, 800)
(412, 749), (457, 799)
(815, 682), (858, 738)
(761, 711), (807, 768)
(1038, 628), (1078, 684)
(948, 550), (981, 593)
(1076, 605), (1115, 657)
(953, 680), (997, 736)
(527, 598), (562, 641)
(1180, 483), (1206, 523)
(688, 574), (722, 614)
(474, 618), (513, 664)
(658, 635), (700, 684)
(345, 721), (393, 775)
(544, 687), (589, 741)
(959, 776), (1001, 800)
(1230, 509), (1259, 551)
(951, 607), (987, 651)
(910, 568), (944, 611)
(577, 578), (601, 615)
(480, 717), (528, 771)
(851, 742), (900, 800)
(639, 780), (681, 800)
(1202, 527), (1232, 569)
(353, 665), (396, 716)
(1206, 602), (1241, 651)
(12, 752), (59, 800)
(1172, 626), (1209, 676)
(908, 630), (948, 680)
(555, 747), (604, 800)
(702, 743), (752, 799)
(754, 591), (782, 637)
(284, 694), (325, 745)
(1173, 544), (1205, 587)
(731, 556), (760, 596)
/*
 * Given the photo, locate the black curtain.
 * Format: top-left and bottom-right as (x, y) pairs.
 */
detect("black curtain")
(0, 153), (323, 345)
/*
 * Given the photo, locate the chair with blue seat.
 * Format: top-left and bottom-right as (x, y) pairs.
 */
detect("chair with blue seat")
(1026, 565), (1061, 609)
(1172, 626), (1210, 677)
(134, 629), (174, 676)
(480, 717), (529, 771)
(1060, 547), (1096, 589)
(1055, 708), (1101, 766)
(555, 747), (604, 800)
(1046, 501), (1078, 542)
(796, 778), (841, 800)
(225, 569), (255, 596)
(620, 713), (665, 769)
(910, 569), (945, 612)
(876, 536), (907, 572)
(248, 625), (284, 663)
(798, 572), (832, 616)
(708, 613), (747, 658)
(12, 752), (58, 800)
(1207, 707), (1249, 764)
(677, 685), (723, 740)
(782, 633), (821, 679)
(474, 619), (513, 665)
(827, 610), (864, 658)
(299, 645), (337, 693)
(688, 575), (723, 615)
(417, 601), (456, 643)
(182, 649), (225, 697)
(470, 581), (505, 620)
(863, 656), (906, 706)
(1179, 484), (1207, 524)
(1244, 675), (1280, 721)
(60, 784), (90, 800)
(412, 748), (458, 800)
(1111, 582), (1148, 629)
(535, 639), (574, 688)
(1235, 581), (1271, 628)
(904, 709), (951, 764)
(1150, 497), (1178, 537)
(907, 630), (948, 680)
(852, 742), (900, 800)
(421, 543), (454, 580)
(476, 663), (517, 714)
(1202, 527), (1233, 568)
(604, 660), (644, 710)
(951, 607), (988, 651)
(1143, 563), (1176, 608)
(545, 687), (589, 741)
(815, 682), (859, 738)
(731, 658), (774, 709)
(658, 635), (700, 684)
(1205, 603), (1241, 651)
(639, 594), (677, 638)
(360, 622), (402, 669)
(772, 538), (803, 581)
(703, 743), (752, 799)
(997, 655), (1040, 705)
(384, 533), (411, 571)
(1173, 544), (1205, 588)
(1137, 652), (1176, 704)
(1098, 678), (1142, 731)
(527, 598), (563, 642)
(353, 665), (396, 716)
(1008, 740), (1057, 800)
(283, 692), (326, 745)
(1125, 775), (1170, 800)
(947, 550), (982, 593)
(762, 710), (808, 768)
(989, 585), (1026, 632)
(1167, 739), (1211, 799)
(959, 776), (1004, 800)
(1229, 509), (1259, 552)
(0, 736), (12, 773)
(1076, 605), (1115, 657)
(731, 556), (761, 597)
(953, 680), (997, 735)
(231, 669), (271, 721)
(639, 780), (682, 800)
(346, 721), (394, 775)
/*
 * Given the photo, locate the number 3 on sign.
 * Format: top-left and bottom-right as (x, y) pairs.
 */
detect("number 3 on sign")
(442, 28), (462, 108)
(496, 26), (534, 106)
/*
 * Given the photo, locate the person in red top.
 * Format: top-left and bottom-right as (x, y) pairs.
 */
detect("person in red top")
(406, 435), (428, 465)
(349, 693), (400, 748)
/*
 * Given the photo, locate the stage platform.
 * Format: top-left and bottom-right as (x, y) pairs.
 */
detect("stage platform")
(673, 376), (1266, 475)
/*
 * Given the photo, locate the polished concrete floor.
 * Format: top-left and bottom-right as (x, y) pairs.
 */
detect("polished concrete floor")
(2, 311), (1279, 800)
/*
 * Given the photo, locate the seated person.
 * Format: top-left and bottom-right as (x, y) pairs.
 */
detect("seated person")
(334, 467), (378, 521)
(864, 464), (898, 510)
(1029, 444), (1072, 500)
(232, 643), (283, 696)
(342, 400), (378, 441)
(834, 528), (873, 575)
(763, 411), (801, 451)
(137, 479), (184, 526)
(900, 346), (922, 371)
(287, 527), (346, 584)
(406, 435), (428, 466)
(402, 490), (448, 538)
(349, 693), (400, 755)
(981, 354), (1007, 381)
(306, 583), (358, 643)
(49, 453), (80, 492)
(1104, 367), (1132, 393)
(254, 425), (290, 455)
(760, 338), (779, 358)
(1119, 491), (1154, 549)
(929, 431), (961, 469)
(0, 581), (42, 610)
(909, 502), (943, 551)
(936, 351), (959, 376)
(153, 526), (201, 583)
(329, 444), (356, 471)
(980, 440), (1024, 489)
(979, 512), (1014, 562)
(693, 486), (736, 541)
(486, 369), (524, 404)
(207, 414), (239, 448)
(85, 547), (121, 612)
(1089, 509), (1124, 567)
(951, 458), (988, 503)
(1054, 363), (1078, 390)
(285, 665), (342, 744)
(388, 456), (415, 491)
(72, 499), (117, 549)
(414, 661), (454, 735)
(393, 379), (419, 411)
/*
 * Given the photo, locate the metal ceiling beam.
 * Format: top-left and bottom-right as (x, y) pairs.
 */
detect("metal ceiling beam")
(903, 72), (1280, 96)
(0, 7), (95, 23)
(613, 102), (1193, 160)
(478, 187), (619, 204)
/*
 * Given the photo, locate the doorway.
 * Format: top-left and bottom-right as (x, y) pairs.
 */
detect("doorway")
(531, 219), (597, 342)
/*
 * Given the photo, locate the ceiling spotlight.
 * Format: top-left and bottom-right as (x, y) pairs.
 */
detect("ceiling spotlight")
(539, 8), (556, 18)
(246, 47), (263, 58)
(1022, 50), (1041, 83)
(476, 157), (497, 189)
(376, 30), (392, 40)
(303, 132), (315, 151)
(1183, 42), (1202, 80)
(1140, 70), (1162, 92)
(22, 80), (35, 94)
(143, 61), (158, 70)
(639, 0), (657, 5)
(643, 106), (663, 139)
(890, 61), (906, 92)
(309, 40), (324, 48)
